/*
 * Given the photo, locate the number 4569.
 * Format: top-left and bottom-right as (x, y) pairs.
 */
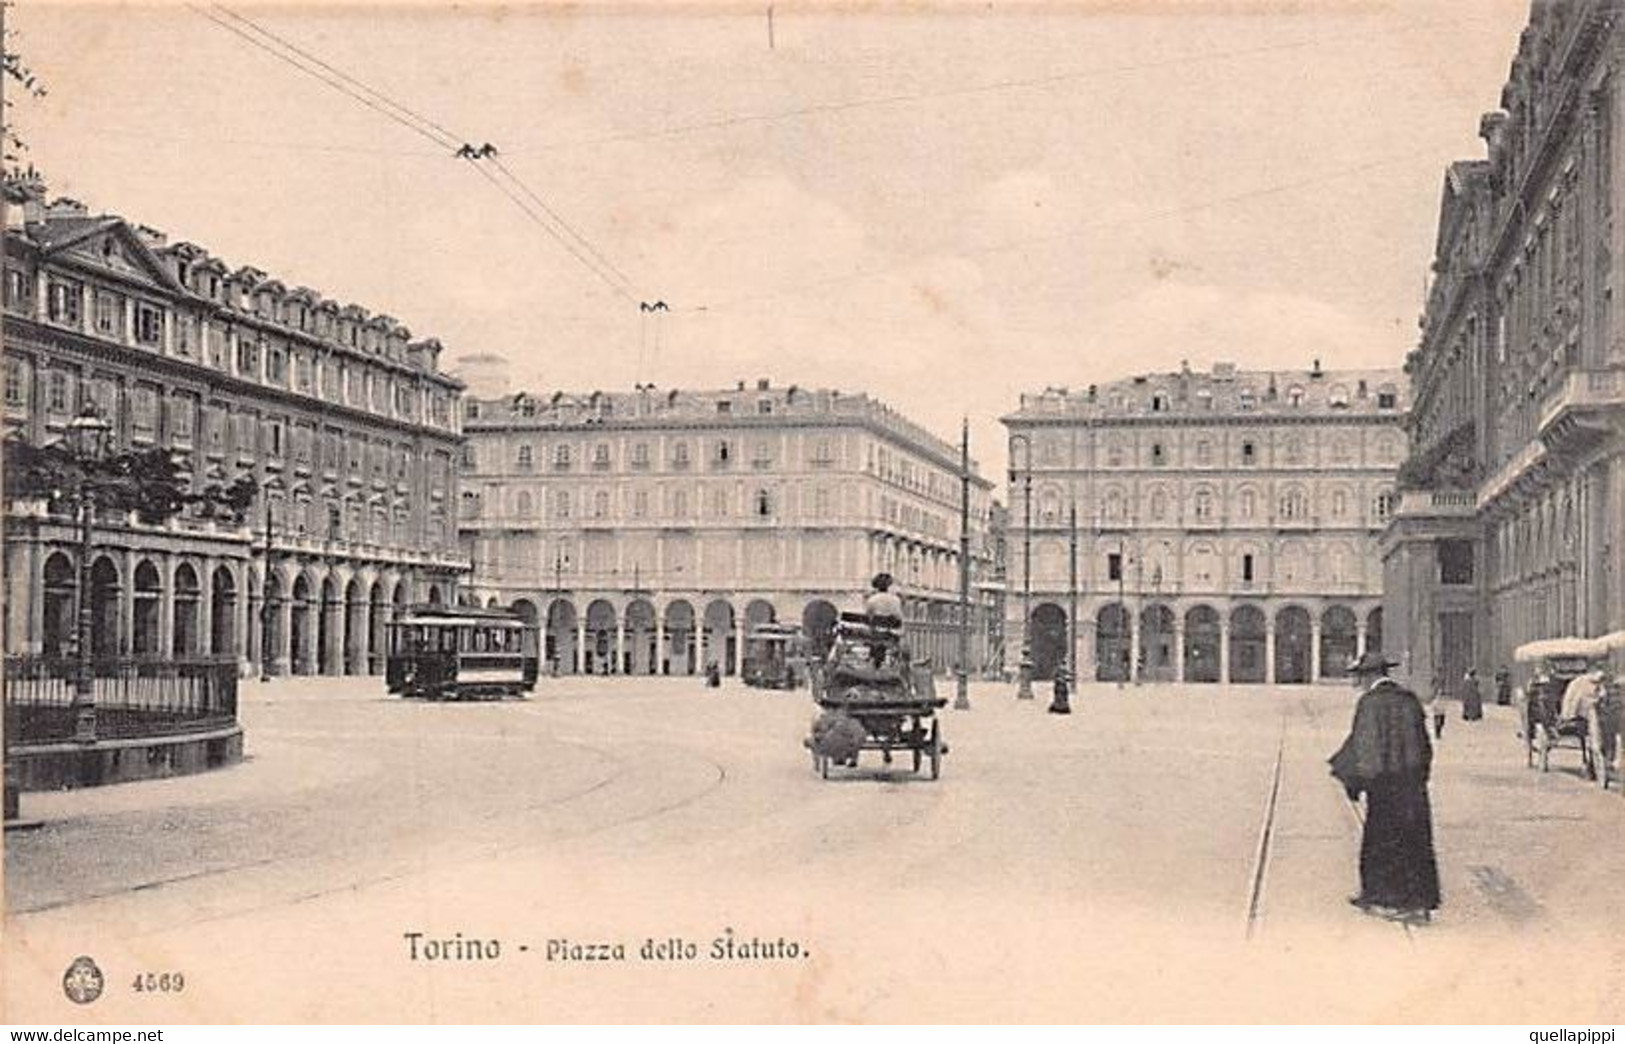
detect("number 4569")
(132, 972), (185, 993)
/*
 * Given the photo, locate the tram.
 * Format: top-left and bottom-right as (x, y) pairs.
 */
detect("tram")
(385, 605), (540, 700)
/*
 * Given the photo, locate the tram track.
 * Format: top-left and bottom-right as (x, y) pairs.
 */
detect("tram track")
(1242, 714), (1286, 940)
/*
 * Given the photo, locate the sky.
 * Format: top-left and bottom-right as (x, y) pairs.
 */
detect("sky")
(9, 0), (1533, 479)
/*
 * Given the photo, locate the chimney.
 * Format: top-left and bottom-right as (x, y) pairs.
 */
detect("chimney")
(134, 224), (168, 249)
(736, 380), (746, 391)
(3, 166), (48, 228)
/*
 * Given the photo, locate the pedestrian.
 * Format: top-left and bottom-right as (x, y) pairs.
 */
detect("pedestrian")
(1425, 675), (1446, 740)
(1494, 665), (1513, 707)
(705, 661), (722, 689)
(1461, 668), (1483, 721)
(1329, 651), (1441, 923)
(1049, 665), (1072, 715)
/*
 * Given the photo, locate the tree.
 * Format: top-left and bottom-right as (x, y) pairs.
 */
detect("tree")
(1, 0), (48, 167)
(3, 434), (259, 526)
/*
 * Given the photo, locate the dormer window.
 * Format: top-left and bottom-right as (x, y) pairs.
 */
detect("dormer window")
(758, 399), (773, 414)
(1288, 385), (1305, 407)
(1377, 388), (1398, 409)
(717, 400), (732, 415)
(1151, 393), (1168, 412)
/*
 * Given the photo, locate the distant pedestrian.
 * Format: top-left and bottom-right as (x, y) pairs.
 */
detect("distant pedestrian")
(1494, 666), (1513, 707)
(1462, 669), (1483, 721)
(705, 661), (722, 689)
(1425, 675), (1446, 739)
(1329, 651), (1441, 923)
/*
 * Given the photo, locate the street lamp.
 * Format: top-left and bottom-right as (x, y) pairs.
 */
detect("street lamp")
(955, 418), (972, 711)
(67, 404), (112, 744)
(1008, 432), (1034, 700)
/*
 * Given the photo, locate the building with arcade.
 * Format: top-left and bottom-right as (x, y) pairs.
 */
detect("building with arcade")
(456, 372), (997, 676)
(2, 177), (469, 679)
(1003, 362), (1407, 684)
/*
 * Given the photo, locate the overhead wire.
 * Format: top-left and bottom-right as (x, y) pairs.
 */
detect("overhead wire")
(190, 2), (645, 307)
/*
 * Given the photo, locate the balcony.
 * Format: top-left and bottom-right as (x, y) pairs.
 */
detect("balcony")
(1393, 490), (1476, 520)
(1537, 367), (1624, 449)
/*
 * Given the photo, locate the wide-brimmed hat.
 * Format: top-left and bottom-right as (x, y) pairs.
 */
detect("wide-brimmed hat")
(1346, 650), (1401, 675)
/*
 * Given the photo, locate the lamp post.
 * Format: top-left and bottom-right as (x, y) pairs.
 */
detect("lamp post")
(955, 418), (972, 711)
(1049, 500), (1077, 715)
(259, 500), (276, 683)
(1008, 432), (1034, 699)
(67, 404), (112, 744)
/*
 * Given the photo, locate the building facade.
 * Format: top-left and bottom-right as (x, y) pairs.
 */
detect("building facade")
(457, 374), (996, 676)
(1004, 362), (1407, 684)
(2, 177), (468, 677)
(1383, 1), (1625, 693)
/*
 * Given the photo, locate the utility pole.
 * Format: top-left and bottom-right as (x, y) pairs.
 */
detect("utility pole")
(955, 418), (971, 711)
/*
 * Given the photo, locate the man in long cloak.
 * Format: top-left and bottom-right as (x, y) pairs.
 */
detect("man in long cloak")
(1329, 651), (1441, 921)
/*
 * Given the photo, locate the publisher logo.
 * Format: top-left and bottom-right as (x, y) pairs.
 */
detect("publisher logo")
(62, 956), (104, 1005)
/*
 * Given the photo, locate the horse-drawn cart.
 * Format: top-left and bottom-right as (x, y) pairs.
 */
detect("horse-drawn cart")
(805, 612), (947, 780)
(1514, 634), (1623, 788)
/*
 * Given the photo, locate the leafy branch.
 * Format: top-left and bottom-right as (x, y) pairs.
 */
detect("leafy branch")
(3, 435), (259, 526)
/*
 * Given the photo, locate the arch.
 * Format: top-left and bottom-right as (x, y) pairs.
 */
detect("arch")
(1319, 605), (1358, 679)
(290, 573), (313, 675)
(173, 563), (201, 656)
(1229, 605), (1267, 683)
(802, 599), (839, 659)
(344, 578), (366, 675)
(1029, 602), (1068, 681)
(318, 575), (339, 675)
(1365, 607), (1384, 657)
(1183, 604), (1221, 683)
(42, 551), (75, 658)
(744, 599), (776, 628)
(1139, 603), (1176, 681)
(211, 565), (237, 657)
(663, 599), (696, 675)
(426, 583), (445, 606)
(1274, 605), (1312, 684)
(546, 599), (579, 675)
(485, 596), (500, 609)
(265, 572), (286, 676)
(510, 598), (539, 625)
(702, 599), (736, 676)
(1095, 602), (1131, 682)
(133, 559), (163, 656)
(625, 598), (657, 675)
(585, 598), (617, 675)
(367, 580), (384, 675)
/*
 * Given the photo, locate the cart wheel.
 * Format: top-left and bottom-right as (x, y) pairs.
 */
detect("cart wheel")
(929, 719), (942, 781)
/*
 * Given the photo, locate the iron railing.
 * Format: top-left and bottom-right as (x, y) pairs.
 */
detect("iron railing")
(3, 654), (239, 745)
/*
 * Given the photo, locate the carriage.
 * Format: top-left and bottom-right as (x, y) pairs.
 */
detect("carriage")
(385, 605), (540, 701)
(742, 623), (806, 690)
(805, 611), (947, 780)
(1514, 634), (1623, 787)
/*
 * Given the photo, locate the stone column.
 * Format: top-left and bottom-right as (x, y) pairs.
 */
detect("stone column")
(1218, 617), (1230, 684)
(1264, 622), (1276, 685)
(1309, 615), (1321, 682)
(275, 595), (293, 676)
(655, 615), (666, 675)
(1356, 618), (1368, 659)
(574, 616), (586, 674)
(1128, 612), (1140, 683)
(615, 619), (626, 675)
(1173, 622), (1185, 683)
(158, 557), (176, 658)
(119, 549), (136, 656)
(733, 617), (745, 676)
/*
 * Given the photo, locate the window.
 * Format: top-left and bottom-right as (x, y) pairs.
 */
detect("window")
(593, 491), (609, 518)
(758, 399), (773, 415)
(131, 386), (158, 435)
(1287, 385), (1304, 407)
(554, 491), (571, 519)
(1106, 443), (1124, 467)
(1195, 440), (1212, 466)
(633, 490), (649, 518)
(171, 395), (196, 445)
(328, 505), (342, 541)
(811, 438), (834, 467)
(1150, 443), (1165, 466)
(1241, 441), (1256, 465)
(4, 268), (31, 311)
(516, 444), (534, 470)
(1331, 490), (1348, 517)
(2, 358), (25, 407)
(1377, 389), (1398, 410)
(1239, 390), (1256, 411)
(1242, 554), (1255, 582)
(1194, 490), (1214, 519)
(592, 444), (610, 470)
(1240, 490), (1256, 519)
(265, 419), (284, 458)
(1196, 390), (1213, 411)
(631, 442), (649, 469)
(1438, 540), (1474, 585)
(515, 491), (533, 517)
(174, 315), (197, 357)
(95, 291), (122, 336)
(1375, 491), (1396, 519)
(554, 444), (572, 470)
(1107, 553), (1123, 582)
(716, 400), (732, 415)
(672, 442), (690, 468)
(237, 338), (260, 376)
(46, 280), (82, 324)
(715, 440), (732, 466)
(135, 302), (164, 346)
(755, 489), (772, 516)
(1148, 490), (1166, 520)
(1283, 435), (1304, 465)
(752, 441), (773, 467)
(47, 371), (69, 414)
(1278, 489), (1307, 519)
(1151, 393), (1168, 412)
(712, 488), (730, 517)
(671, 490), (687, 518)
(465, 400), (481, 420)
(460, 443), (476, 470)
